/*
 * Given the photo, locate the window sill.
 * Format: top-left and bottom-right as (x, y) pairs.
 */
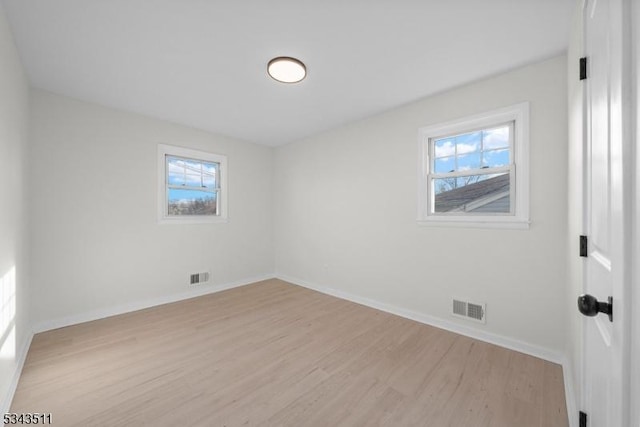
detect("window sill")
(417, 217), (530, 230)
(158, 216), (229, 225)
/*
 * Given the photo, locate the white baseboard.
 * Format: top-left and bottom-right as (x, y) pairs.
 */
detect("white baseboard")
(0, 331), (33, 414)
(276, 274), (565, 364)
(34, 274), (275, 333)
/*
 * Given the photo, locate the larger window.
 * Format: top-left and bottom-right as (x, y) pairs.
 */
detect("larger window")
(158, 144), (228, 224)
(418, 103), (529, 228)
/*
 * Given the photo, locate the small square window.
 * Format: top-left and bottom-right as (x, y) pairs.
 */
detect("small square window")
(158, 144), (228, 224)
(418, 103), (529, 228)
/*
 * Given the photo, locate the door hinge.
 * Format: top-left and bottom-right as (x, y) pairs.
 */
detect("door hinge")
(580, 57), (588, 80)
(580, 235), (588, 257)
(579, 411), (587, 427)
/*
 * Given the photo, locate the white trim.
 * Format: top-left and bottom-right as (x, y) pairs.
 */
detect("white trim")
(276, 274), (563, 364)
(34, 274), (273, 333)
(0, 332), (33, 414)
(417, 218), (530, 230)
(429, 165), (511, 180)
(631, 0), (640, 423)
(157, 144), (229, 224)
(417, 102), (530, 229)
(561, 355), (579, 427)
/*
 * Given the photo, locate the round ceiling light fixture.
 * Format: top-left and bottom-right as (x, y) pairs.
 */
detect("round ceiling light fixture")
(267, 56), (306, 83)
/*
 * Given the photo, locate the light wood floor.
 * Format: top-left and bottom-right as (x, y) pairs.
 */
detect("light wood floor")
(11, 279), (568, 426)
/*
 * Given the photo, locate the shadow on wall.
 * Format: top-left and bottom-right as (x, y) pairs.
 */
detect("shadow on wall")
(0, 267), (16, 360)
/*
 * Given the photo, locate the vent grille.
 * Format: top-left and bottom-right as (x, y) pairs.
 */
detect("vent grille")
(452, 298), (486, 323)
(190, 272), (210, 285)
(453, 300), (467, 316)
(467, 303), (484, 321)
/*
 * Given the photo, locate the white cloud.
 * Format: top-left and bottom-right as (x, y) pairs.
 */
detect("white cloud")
(457, 142), (479, 154)
(483, 126), (509, 149)
(434, 140), (455, 157)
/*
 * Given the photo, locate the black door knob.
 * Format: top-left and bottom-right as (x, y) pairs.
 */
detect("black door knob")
(577, 294), (613, 322)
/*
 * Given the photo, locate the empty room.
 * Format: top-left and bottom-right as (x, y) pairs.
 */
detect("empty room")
(0, 0), (638, 426)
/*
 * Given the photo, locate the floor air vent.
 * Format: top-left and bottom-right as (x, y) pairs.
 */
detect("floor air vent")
(190, 272), (210, 285)
(452, 298), (486, 323)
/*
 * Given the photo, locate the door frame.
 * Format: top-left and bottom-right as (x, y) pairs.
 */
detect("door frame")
(610, 0), (632, 426)
(631, 0), (639, 424)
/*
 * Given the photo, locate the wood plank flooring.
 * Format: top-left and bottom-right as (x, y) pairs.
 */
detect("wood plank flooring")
(11, 279), (568, 426)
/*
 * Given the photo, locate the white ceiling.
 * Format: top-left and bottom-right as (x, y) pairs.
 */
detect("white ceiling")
(2, 0), (572, 146)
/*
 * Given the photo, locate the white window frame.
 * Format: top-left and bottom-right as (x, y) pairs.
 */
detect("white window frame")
(157, 144), (228, 224)
(417, 102), (530, 229)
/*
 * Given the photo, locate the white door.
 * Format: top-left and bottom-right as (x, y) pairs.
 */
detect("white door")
(581, 0), (629, 426)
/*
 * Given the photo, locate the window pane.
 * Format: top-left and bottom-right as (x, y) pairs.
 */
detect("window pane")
(168, 172), (184, 186)
(185, 173), (204, 187)
(456, 131), (481, 154)
(482, 148), (510, 168)
(166, 156), (218, 189)
(183, 159), (201, 171)
(167, 157), (185, 185)
(434, 156), (455, 173)
(434, 138), (455, 158)
(168, 189), (217, 216)
(202, 175), (216, 189)
(482, 126), (509, 150)
(167, 157), (188, 169)
(202, 163), (216, 175)
(457, 153), (481, 171)
(167, 160), (184, 174)
(201, 163), (217, 189)
(433, 173), (510, 213)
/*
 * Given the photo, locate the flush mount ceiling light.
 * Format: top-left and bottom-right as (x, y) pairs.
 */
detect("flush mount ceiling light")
(267, 56), (306, 83)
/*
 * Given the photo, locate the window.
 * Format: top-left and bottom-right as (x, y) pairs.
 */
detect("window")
(418, 103), (529, 228)
(158, 144), (228, 224)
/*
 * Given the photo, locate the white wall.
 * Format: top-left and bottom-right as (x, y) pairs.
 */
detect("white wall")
(275, 56), (568, 356)
(0, 3), (30, 411)
(29, 90), (274, 327)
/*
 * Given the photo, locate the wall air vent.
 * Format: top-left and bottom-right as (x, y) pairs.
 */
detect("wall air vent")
(452, 298), (486, 323)
(190, 272), (210, 285)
